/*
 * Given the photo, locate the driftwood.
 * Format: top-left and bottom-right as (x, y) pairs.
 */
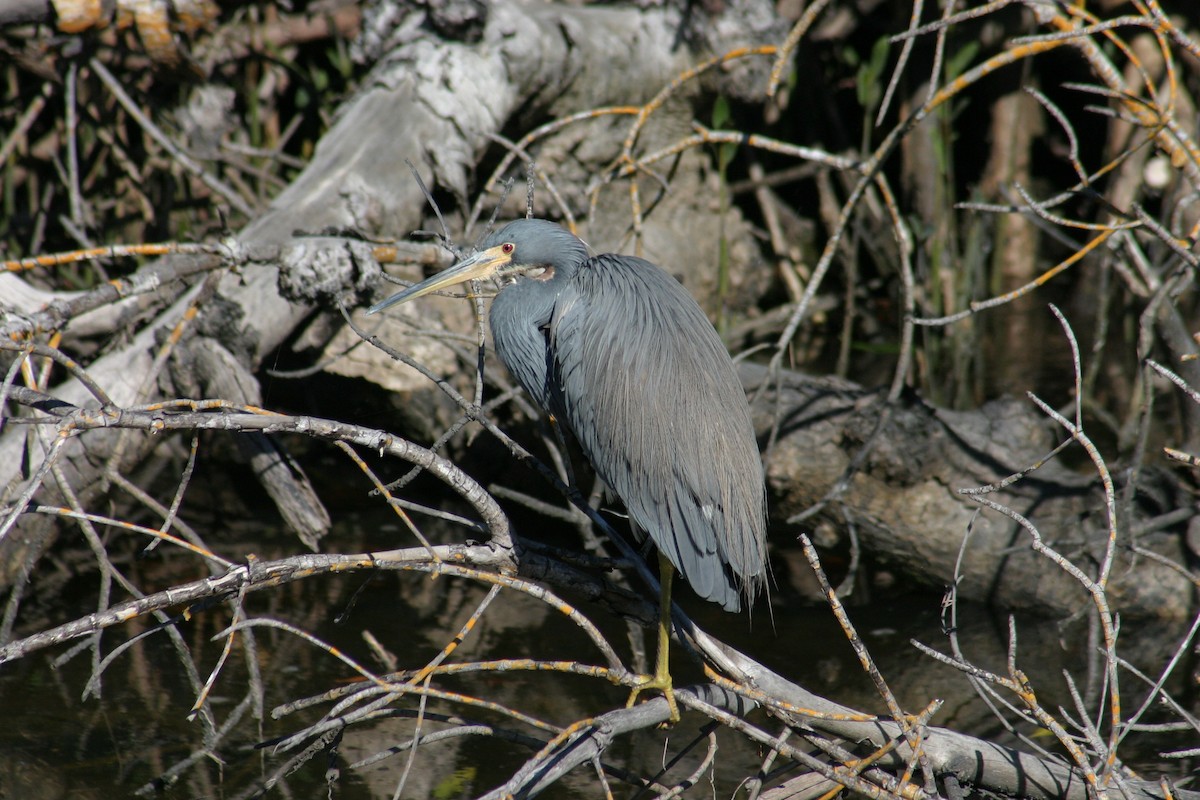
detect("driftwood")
(0, 504), (1189, 800)
(2, 0), (1198, 797)
(747, 364), (1193, 619)
(2, 0), (1188, 616)
(0, 0), (732, 574)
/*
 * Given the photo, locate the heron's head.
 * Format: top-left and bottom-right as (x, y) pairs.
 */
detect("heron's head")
(367, 219), (587, 314)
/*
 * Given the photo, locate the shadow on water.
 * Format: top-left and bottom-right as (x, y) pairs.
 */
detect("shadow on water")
(1, 493), (1193, 798)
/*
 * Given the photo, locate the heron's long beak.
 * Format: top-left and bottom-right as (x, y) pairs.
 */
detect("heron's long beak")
(366, 245), (512, 315)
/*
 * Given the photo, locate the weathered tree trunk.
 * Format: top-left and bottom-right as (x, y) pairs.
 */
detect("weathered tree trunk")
(0, 1), (713, 577)
(747, 364), (1192, 618)
(1, 1), (1191, 621)
(3, 2), (1197, 796)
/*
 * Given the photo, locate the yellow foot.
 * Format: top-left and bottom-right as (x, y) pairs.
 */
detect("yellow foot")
(627, 673), (680, 723)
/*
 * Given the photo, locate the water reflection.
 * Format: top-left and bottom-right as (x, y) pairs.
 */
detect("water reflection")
(0, 502), (1189, 798)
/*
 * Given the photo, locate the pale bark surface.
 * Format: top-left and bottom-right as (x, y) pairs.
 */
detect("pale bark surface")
(749, 364), (1192, 618)
(1, 0), (1197, 797)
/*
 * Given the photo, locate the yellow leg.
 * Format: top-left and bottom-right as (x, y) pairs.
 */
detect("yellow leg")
(627, 551), (680, 723)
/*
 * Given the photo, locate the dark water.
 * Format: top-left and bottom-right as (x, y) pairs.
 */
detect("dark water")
(1, 501), (1194, 799)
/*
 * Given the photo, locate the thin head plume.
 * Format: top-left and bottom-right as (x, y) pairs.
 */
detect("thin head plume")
(405, 158), (451, 245)
(525, 161), (536, 218)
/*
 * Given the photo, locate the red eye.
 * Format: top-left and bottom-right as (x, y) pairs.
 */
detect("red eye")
(501, 243), (515, 254)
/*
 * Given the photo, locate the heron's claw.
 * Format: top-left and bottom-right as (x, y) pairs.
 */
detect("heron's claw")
(627, 672), (680, 724)
(625, 551), (681, 724)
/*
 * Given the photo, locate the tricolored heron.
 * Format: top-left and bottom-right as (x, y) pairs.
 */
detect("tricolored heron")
(368, 218), (767, 720)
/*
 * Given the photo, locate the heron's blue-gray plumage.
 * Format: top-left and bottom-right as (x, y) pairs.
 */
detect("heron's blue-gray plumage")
(486, 219), (767, 612)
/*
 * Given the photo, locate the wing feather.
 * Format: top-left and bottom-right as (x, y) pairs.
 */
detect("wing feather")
(549, 254), (766, 611)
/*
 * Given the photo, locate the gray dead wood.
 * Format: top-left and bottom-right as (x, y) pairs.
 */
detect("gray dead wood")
(4, 527), (1177, 800)
(180, 338), (331, 549)
(744, 363), (1192, 619)
(0, 0), (49, 25)
(0, 1), (736, 581)
(1, 0), (1190, 619)
(476, 684), (756, 800)
(680, 614), (1193, 800)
